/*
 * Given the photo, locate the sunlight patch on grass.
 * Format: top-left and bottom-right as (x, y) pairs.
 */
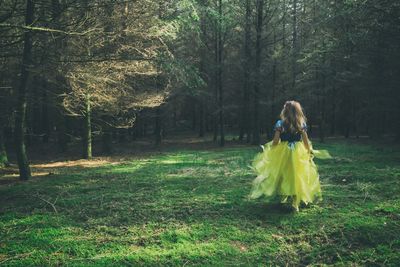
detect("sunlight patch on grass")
(1, 141), (399, 265)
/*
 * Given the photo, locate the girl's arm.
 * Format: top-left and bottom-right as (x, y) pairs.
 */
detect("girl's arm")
(301, 130), (311, 152)
(272, 129), (281, 146)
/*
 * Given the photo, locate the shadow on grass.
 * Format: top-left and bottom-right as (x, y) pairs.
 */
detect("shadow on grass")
(0, 149), (298, 227)
(1, 141), (399, 265)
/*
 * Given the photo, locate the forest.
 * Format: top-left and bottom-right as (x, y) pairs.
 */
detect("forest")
(0, 0), (399, 177)
(1, 0), (400, 266)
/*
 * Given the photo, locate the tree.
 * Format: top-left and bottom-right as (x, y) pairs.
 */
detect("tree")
(239, 0), (252, 143)
(14, 0), (34, 180)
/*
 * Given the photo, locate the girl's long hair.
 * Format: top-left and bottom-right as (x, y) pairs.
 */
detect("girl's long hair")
(279, 100), (307, 133)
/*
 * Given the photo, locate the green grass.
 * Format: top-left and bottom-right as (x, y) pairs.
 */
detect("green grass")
(1, 140), (400, 266)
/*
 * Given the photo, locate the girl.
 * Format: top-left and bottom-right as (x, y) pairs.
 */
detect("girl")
(249, 100), (331, 211)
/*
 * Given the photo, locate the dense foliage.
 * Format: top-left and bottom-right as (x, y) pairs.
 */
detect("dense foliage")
(0, 0), (399, 178)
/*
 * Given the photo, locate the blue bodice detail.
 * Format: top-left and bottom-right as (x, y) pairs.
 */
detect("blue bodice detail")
(274, 120), (307, 149)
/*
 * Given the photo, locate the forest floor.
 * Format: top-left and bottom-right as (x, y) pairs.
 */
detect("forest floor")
(0, 137), (400, 266)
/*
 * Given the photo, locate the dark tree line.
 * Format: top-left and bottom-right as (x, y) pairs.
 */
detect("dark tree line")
(1, 0), (399, 179)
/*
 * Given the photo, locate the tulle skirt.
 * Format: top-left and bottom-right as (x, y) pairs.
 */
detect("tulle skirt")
(249, 141), (331, 211)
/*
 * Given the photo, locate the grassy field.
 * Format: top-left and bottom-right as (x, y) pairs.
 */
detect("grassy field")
(0, 139), (400, 266)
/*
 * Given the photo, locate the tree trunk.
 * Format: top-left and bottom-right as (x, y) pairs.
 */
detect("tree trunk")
(271, 28), (277, 136)
(0, 127), (9, 167)
(155, 107), (162, 146)
(213, 113), (218, 142)
(252, 0), (264, 145)
(155, 3), (163, 146)
(53, 0), (66, 150)
(239, 0), (251, 143)
(319, 59), (327, 142)
(172, 105), (177, 129)
(102, 124), (112, 154)
(41, 84), (50, 143)
(291, 0), (298, 90)
(330, 91), (336, 135)
(314, 3), (326, 143)
(217, 0), (224, 147)
(31, 77), (40, 137)
(199, 100), (205, 137)
(57, 115), (69, 152)
(282, 0), (287, 48)
(83, 94), (92, 159)
(213, 20), (218, 143)
(192, 98), (197, 130)
(198, 4), (207, 138)
(396, 110), (400, 141)
(14, 0), (34, 180)
(281, 0), (287, 95)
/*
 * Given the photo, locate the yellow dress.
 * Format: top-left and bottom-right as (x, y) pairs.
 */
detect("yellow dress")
(249, 121), (331, 211)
